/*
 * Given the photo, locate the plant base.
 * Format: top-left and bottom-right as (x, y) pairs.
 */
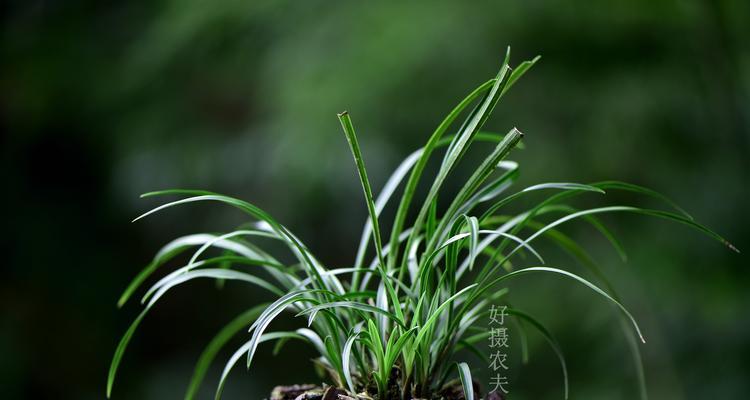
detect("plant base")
(270, 383), (505, 400)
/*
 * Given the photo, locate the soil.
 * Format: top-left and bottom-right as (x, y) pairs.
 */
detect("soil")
(270, 383), (506, 400)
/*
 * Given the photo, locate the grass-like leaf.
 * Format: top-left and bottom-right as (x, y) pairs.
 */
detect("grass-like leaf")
(184, 304), (268, 400)
(456, 362), (474, 400)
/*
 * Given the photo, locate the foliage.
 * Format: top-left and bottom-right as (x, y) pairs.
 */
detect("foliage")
(107, 48), (736, 399)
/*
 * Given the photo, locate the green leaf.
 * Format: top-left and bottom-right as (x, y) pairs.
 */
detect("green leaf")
(142, 257), (286, 304)
(296, 301), (407, 329)
(107, 308), (147, 398)
(483, 266), (645, 343)
(479, 182), (605, 223)
(145, 269), (284, 309)
(593, 180), (693, 219)
(384, 326), (418, 370)
(456, 362), (474, 400)
(214, 330), (306, 400)
(502, 55), (541, 94)
(386, 78), (498, 273)
(134, 191), (331, 291)
(339, 111), (405, 326)
(464, 215), (479, 271)
(184, 304), (267, 400)
(117, 233), (268, 307)
(517, 206), (739, 255)
(108, 269), (283, 399)
(414, 284), (477, 347)
(342, 331), (362, 393)
(507, 308), (569, 399)
(243, 290), (322, 371)
(424, 128), (523, 257)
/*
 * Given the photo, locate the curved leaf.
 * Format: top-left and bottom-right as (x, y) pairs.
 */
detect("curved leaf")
(456, 362), (474, 400)
(482, 266), (644, 343)
(184, 304), (267, 400)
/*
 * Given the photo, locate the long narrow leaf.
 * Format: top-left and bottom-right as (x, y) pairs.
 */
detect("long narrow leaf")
(184, 304), (267, 400)
(481, 266), (645, 343)
(339, 112), (405, 325)
(456, 362), (474, 400)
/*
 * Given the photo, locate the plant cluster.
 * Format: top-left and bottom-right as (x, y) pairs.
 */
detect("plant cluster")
(107, 48), (736, 400)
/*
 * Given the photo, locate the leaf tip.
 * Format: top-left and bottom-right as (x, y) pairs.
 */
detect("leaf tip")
(106, 367), (117, 398)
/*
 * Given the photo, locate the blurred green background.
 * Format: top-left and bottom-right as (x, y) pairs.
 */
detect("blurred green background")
(2, 0), (748, 399)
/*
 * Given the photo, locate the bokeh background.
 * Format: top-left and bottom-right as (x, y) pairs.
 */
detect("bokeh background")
(2, 1), (748, 399)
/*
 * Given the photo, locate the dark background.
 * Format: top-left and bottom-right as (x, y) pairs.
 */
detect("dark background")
(2, 1), (748, 399)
